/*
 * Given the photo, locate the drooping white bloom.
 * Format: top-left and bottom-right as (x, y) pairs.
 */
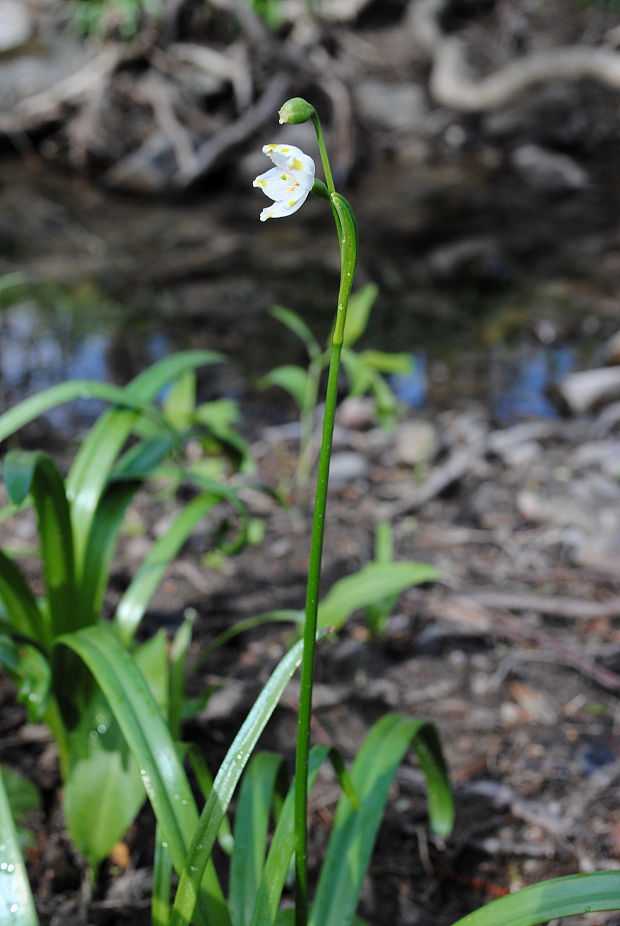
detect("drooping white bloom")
(253, 143), (315, 221)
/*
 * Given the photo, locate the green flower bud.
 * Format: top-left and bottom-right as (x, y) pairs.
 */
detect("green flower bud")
(278, 97), (315, 125)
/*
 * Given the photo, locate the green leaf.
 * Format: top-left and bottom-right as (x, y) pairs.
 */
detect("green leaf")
(163, 371), (196, 430)
(168, 615), (194, 739)
(449, 871), (620, 926)
(169, 637), (309, 926)
(250, 746), (360, 926)
(67, 350), (225, 570)
(365, 523), (398, 636)
(270, 306), (321, 360)
(114, 435), (179, 479)
(0, 551), (50, 650)
(230, 753), (284, 926)
(78, 480), (142, 626)
(1, 764), (41, 850)
(342, 284), (378, 348)
(114, 492), (221, 645)
(341, 349), (375, 397)
(0, 635), (50, 721)
(310, 713), (453, 926)
(152, 822), (173, 926)
(0, 380), (155, 445)
(359, 350), (412, 375)
(318, 562), (442, 631)
(56, 622), (230, 926)
(260, 366), (310, 411)
(197, 610), (302, 666)
(63, 631), (169, 871)
(193, 399), (253, 474)
(3, 452), (77, 638)
(0, 764), (40, 925)
(187, 747), (234, 855)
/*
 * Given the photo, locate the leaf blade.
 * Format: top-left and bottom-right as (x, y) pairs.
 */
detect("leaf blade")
(449, 871), (620, 926)
(310, 713), (453, 926)
(0, 764), (40, 926)
(56, 623), (230, 926)
(318, 562), (442, 631)
(169, 638), (308, 926)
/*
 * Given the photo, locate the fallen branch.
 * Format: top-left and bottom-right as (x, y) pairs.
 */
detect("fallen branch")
(468, 590), (620, 622)
(426, 594), (620, 693)
(0, 45), (123, 133)
(407, 0), (620, 111)
(173, 70), (290, 188)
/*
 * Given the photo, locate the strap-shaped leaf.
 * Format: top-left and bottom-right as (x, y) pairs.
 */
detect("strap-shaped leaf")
(249, 745), (331, 926)
(4, 452), (77, 638)
(66, 350), (225, 569)
(79, 434), (185, 624)
(449, 871), (620, 926)
(310, 713), (453, 926)
(56, 622), (231, 926)
(63, 631), (169, 872)
(270, 306), (322, 361)
(0, 550), (50, 650)
(114, 492), (222, 645)
(0, 764), (40, 925)
(318, 561), (442, 631)
(78, 480), (142, 626)
(230, 752), (284, 926)
(152, 821), (174, 926)
(342, 283), (378, 348)
(259, 366), (310, 411)
(0, 380), (154, 444)
(169, 638), (307, 926)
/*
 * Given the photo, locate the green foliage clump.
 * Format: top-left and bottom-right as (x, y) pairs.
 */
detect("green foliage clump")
(70, 0), (162, 39)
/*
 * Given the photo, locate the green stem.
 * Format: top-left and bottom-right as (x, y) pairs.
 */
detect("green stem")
(294, 191), (357, 926)
(311, 113), (336, 195)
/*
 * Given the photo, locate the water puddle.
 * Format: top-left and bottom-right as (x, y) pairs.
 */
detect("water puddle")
(0, 156), (615, 434)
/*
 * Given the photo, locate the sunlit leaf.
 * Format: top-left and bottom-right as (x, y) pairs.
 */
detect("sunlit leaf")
(310, 713), (453, 926)
(342, 284), (378, 348)
(449, 871), (620, 926)
(270, 306), (322, 360)
(169, 637), (309, 926)
(318, 561), (442, 631)
(0, 765), (39, 925)
(56, 622), (230, 926)
(260, 366), (310, 411)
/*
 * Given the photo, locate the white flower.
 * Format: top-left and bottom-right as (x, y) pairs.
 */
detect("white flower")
(253, 143), (315, 221)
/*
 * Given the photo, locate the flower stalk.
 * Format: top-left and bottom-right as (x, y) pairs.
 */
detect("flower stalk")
(293, 189), (356, 926)
(255, 98), (358, 926)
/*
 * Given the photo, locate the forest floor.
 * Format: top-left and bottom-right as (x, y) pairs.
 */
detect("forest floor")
(2, 396), (620, 926)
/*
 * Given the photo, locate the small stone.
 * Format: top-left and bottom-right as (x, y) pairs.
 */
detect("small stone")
(0, 0), (32, 53)
(394, 419), (438, 466)
(604, 330), (620, 365)
(336, 396), (376, 430)
(555, 367), (620, 415)
(510, 144), (589, 193)
(329, 451), (369, 484)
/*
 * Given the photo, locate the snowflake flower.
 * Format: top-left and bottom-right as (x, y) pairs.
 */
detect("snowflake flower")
(253, 143), (315, 221)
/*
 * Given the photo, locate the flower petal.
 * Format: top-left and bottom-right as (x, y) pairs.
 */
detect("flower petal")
(253, 167), (307, 202)
(262, 144), (315, 180)
(259, 188), (311, 221)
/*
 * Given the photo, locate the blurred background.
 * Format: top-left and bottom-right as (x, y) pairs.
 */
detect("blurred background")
(1, 0), (620, 432)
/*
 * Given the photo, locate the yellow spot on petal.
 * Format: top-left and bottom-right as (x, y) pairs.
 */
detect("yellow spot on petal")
(280, 146), (290, 152)
(254, 179), (266, 187)
(290, 157), (304, 170)
(288, 201), (296, 207)
(280, 173), (288, 180)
